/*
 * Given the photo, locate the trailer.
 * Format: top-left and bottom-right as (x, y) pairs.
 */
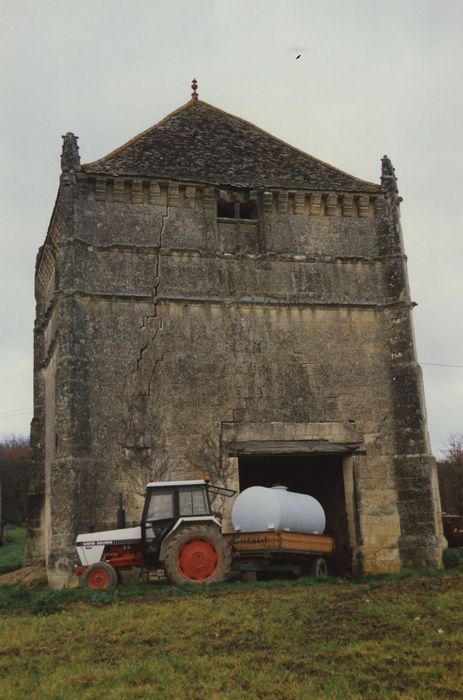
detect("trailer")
(231, 531), (335, 578)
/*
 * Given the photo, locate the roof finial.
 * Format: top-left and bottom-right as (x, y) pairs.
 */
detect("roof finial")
(381, 154), (398, 194)
(191, 77), (198, 101)
(61, 132), (81, 175)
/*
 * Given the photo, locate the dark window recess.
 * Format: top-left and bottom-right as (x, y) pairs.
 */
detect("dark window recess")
(239, 201), (257, 219)
(218, 200), (258, 220)
(217, 201), (235, 218)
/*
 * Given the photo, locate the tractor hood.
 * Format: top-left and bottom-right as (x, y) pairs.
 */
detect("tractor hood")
(76, 526), (142, 546)
(75, 526), (143, 567)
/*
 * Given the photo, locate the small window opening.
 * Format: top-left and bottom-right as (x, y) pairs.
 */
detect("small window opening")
(217, 201), (235, 218)
(239, 201), (257, 220)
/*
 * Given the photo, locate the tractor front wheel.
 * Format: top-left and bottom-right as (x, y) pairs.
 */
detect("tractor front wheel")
(82, 562), (118, 589)
(163, 525), (231, 585)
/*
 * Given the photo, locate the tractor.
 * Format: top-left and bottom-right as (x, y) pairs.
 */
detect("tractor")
(74, 477), (235, 588)
(74, 477), (336, 588)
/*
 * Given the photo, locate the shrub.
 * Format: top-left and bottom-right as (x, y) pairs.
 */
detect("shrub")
(443, 548), (460, 569)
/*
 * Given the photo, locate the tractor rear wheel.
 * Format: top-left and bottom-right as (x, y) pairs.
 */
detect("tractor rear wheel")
(82, 562), (118, 589)
(163, 525), (231, 585)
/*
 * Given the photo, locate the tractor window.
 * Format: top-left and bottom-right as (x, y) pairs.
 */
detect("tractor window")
(146, 489), (174, 521)
(178, 486), (209, 516)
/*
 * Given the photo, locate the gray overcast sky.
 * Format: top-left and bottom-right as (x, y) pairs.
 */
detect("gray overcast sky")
(0, 0), (462, 454)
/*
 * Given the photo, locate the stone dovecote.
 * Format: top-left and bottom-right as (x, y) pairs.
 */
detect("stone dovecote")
(29, 95), (445, 587)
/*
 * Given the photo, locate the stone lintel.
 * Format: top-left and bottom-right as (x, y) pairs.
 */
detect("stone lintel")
(224, 439), (364, 455)
(222, 421), (362, 446)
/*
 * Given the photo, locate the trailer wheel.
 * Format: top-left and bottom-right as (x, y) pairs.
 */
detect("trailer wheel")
(310, 557), (328, 579)
(164, 525), (231, 585)
(82, 562), (118, 589)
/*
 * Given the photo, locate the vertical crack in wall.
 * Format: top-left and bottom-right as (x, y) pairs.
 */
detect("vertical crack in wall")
(120, 205), (170, 494)
(129, 206), (166, 388)
(145, 207), (167, 397)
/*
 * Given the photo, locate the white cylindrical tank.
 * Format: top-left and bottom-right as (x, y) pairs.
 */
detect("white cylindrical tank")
(231, 486), (326, 535)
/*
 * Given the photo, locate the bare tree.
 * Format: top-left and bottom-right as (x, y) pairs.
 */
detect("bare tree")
(0, 436), (31, 543)
(442, 433), (463, 466)
(437, 433), (463, 515)
(121, 446), (172, 498)
(190, 432), (235, 518)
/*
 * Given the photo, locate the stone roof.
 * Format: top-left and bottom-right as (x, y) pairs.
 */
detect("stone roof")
(83, 99), (381, 192)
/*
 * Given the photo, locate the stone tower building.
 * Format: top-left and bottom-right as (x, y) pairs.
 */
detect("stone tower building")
(29, 84), (445, 586)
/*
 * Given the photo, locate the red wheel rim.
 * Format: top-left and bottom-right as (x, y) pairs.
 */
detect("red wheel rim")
(88, 567), (111, 589)
(177, 539), (220, 582)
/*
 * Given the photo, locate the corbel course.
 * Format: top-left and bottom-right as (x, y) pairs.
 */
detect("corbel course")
(131, 179), (143, 204)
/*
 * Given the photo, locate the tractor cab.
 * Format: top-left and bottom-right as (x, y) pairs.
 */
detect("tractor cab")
(140, 479), (235, 570)
(141, 480), (212, 565)
(143, 480), (213, 526)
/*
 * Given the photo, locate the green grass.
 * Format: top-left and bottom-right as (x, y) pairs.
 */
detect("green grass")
(0, 527), (25, 574)
(1, 532), (463, 697)
(0, 575), (338, 613)
(1, 571), (463, 698)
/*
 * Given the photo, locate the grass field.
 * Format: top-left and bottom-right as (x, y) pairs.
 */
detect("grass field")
(0, 527), (25, 574)
(1, 569), (463, 699)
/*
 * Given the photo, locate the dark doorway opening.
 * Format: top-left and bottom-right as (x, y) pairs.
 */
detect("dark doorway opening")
(238, 453), (352, 574)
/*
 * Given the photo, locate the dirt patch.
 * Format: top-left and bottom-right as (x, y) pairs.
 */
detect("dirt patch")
(0, 566), (47, 588)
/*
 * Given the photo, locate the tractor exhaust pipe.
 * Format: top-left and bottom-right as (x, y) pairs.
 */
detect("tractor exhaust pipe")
(117, 493), (126, 529)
